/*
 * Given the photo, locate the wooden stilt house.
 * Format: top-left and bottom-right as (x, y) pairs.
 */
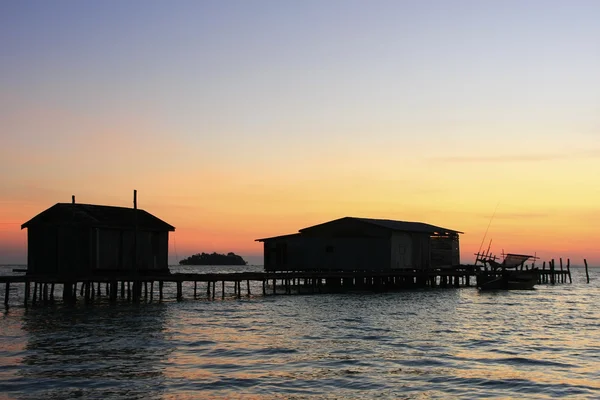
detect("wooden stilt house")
(257, 217), (461, 271)
(21, 201), (175, 278)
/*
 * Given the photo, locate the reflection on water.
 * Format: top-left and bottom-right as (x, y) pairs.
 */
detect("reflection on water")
(0, 267), (599, 399)
(14, 305), (171, 400)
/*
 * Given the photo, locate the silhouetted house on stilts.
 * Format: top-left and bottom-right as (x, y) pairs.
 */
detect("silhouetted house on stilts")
(21, 202), (175, 278)
(257, 217), (461, 271)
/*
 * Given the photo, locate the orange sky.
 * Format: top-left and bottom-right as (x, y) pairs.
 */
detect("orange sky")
(1, 1), (599, 265)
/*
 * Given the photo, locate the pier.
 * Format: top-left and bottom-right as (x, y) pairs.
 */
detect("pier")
(1, 260), (577, 307)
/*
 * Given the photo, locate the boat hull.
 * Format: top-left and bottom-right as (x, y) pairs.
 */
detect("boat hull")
(477, 269), (539, 290)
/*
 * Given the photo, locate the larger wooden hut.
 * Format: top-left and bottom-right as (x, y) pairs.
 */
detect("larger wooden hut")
(21, 202), (175, 278)
(257, 217), (461, 271)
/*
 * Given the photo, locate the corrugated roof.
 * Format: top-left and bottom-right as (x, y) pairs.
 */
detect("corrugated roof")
(256, 217), (462, 241)
(255, 233), (301, 242)
(21, 203), (175, 231)
(300, 217), (463, 235)
(352, 217), (462, 234)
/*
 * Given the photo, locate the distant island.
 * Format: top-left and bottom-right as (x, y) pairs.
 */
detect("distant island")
(179, 252), (248, 266)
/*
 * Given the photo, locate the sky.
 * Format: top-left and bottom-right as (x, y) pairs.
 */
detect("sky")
(1, 0), (599, 265)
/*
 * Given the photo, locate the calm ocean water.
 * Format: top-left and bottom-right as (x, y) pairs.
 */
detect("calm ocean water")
(1, 265), (599, 399)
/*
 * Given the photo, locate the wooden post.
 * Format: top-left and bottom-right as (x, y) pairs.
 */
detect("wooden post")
(584, 259), (590, 283)
(550, 260), (555, 285)
(159, 281), (164, 300)
(111, 281), (118, 302)
(176, 281), (183, 301)
(144, 281), (148, 300)
(4, 282), (9, 306)
(97, 282), (101, 296)
(194, 281), (197, 298)
(32, 282), (38, 304)
(560, 258), (564, 283)
(85, 281), (91, 303)
(542, 261), (546, 283)
(50, 283), (55, 302)
(273, 278), (277, 295)
(566, 259), (572, 284)
(24, 281), (30, 307)
(212, 281), (216, 300)
(221, 281), (225, 299)
(247, 280), (251, 296)
(262, 279), (266, 295)
(206, 281), (211, 298)
(150, 281), (154, 301)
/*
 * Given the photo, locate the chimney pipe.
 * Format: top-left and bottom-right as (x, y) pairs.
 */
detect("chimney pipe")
(72, 195), (75, 204)
(133, 189), (137, 209)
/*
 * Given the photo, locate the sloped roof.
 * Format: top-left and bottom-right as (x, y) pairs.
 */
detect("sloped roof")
(21, 203), (175, 231)
(353, 217), (462, 234)
(255, 233), (301, 242)
(300, 217), (462, 235)
(256, 216), (462, 241)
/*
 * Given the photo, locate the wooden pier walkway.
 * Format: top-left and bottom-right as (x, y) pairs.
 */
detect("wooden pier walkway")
(1, 262), (575, 307)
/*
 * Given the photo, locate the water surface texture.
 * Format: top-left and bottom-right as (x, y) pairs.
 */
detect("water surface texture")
(1, 266), (599, 399)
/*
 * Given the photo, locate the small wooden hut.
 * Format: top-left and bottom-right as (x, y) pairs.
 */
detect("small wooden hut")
(257, 217), (461, 271)
(21, 201), (175, 278)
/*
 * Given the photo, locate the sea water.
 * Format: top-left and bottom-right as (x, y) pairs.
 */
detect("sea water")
(1, 265), (599, 399)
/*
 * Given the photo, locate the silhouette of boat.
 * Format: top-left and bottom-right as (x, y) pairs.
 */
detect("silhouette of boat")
(476, 253), (539, 290)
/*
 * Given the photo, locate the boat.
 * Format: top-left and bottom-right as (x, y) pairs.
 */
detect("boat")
(476, 253), (540, 290)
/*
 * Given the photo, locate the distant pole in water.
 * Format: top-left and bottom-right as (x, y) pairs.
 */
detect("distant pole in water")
(584, 259), (590, 284)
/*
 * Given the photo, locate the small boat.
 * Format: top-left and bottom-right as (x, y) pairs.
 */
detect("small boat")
(476, 253), (539, 290)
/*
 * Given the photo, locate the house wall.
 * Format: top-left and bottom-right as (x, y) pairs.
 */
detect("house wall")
(264, 236), (391, 271)
(27, 225), (91, 277)
(430, 234), (460, 266)
(94, 228), (169, 273)
(410, 233), (431, 269)
(390, 232), (413, 268)
(27, 225), (169, 277)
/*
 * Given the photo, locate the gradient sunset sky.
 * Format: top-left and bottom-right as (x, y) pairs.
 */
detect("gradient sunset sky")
(1, 1), (599, 265)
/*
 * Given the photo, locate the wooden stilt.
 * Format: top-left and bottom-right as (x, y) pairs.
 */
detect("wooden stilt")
(50, 283), (55, 302)
(222, 281), (225, 299)
(584, 259), (590, 283)
(24, 281), (30, 307)
(247, 280), (251, 296)
(4, 282), (10, 306)
(194, 281), (197, 298)
(207, 281), (211, 299)
(150, 281), (154, 301)
(159, 281), (164, 300)
(176, 281), (183, 301)
(32, 282), (38, 304)
(85, 281), (91, 303)
(212, 281), (216, 300)
(567, 259), (572, 283)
